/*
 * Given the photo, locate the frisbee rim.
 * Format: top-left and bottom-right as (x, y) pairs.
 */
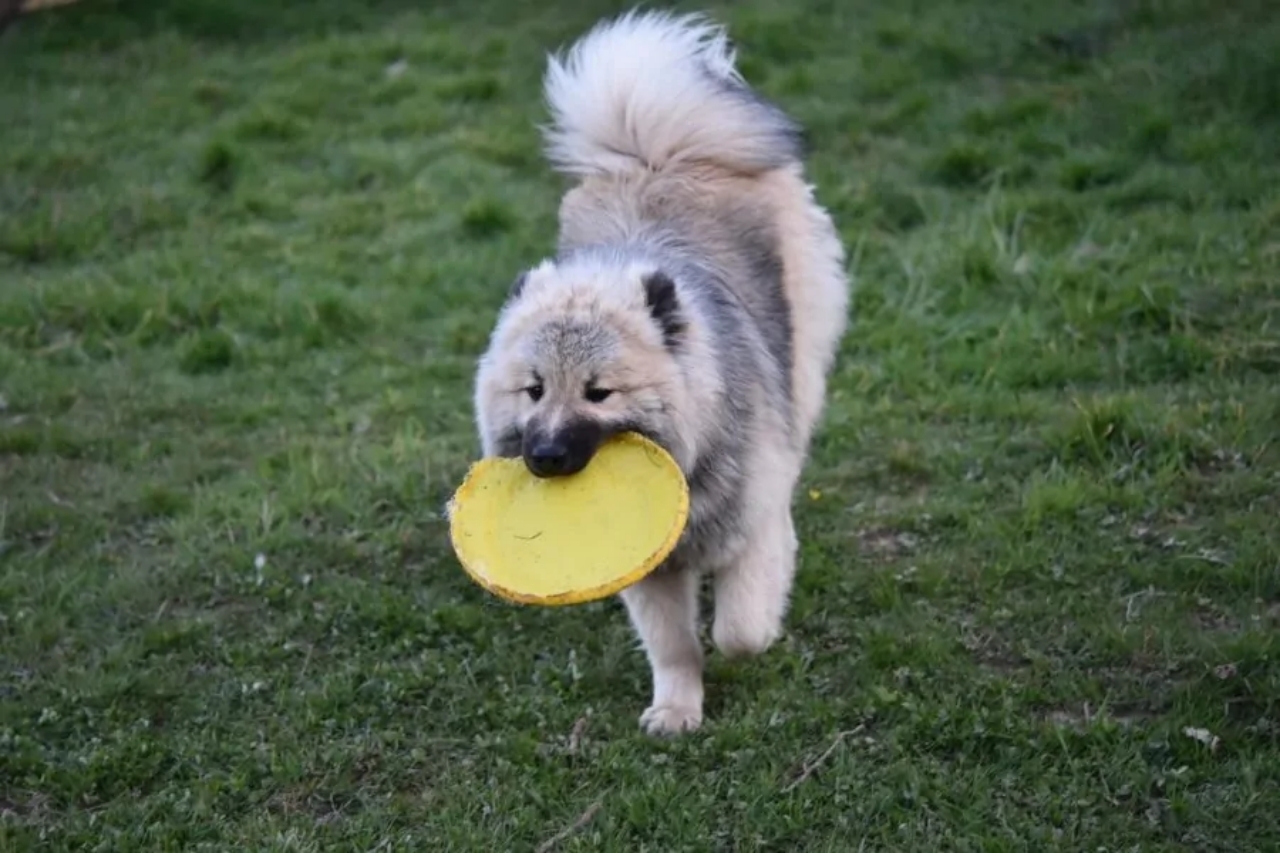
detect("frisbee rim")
(447, 432), (689, 606)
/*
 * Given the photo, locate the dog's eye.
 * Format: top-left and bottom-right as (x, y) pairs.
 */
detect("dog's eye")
(584, 387), (613, 403)
(527, 384), (544, 402)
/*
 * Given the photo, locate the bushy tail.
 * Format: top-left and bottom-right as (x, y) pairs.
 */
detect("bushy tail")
(542, 10), (804, 178)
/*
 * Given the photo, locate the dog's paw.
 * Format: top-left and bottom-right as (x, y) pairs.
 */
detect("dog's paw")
(639, 703), (703, 736)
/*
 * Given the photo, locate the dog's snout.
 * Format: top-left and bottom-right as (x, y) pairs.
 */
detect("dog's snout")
(526, 438), (572, 478)
(521, 419), (604, 479)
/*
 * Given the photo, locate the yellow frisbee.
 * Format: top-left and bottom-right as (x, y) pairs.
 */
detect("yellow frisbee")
(448, 432), (689, 606)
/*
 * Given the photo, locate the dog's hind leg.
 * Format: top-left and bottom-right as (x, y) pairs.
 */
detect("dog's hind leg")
(711, 506), (798, 660)
(619, 568), (704, 735)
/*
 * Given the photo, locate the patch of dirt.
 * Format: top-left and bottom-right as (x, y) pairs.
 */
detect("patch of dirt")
(955, 616), (1029, 674)
(855, 527), (921, 560)
(1040, 703), (1158, 731)
(0, 791), (52, 822)
(265, 786), (350, 825)
(1188, 605), (1241, 636)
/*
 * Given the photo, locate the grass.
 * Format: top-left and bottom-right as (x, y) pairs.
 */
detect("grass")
(2, 0), (1278, 849)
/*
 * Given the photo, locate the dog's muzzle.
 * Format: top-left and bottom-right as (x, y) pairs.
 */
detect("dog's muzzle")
(521, 419), (605, 478)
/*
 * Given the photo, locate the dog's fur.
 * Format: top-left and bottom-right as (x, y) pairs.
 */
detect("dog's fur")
(472, 10), (849, 734)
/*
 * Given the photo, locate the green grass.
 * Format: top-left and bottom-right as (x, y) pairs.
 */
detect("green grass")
(2, 0), (1279, 849)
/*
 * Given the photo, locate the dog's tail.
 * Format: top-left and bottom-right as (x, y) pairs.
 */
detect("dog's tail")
(542, 10), (803, 178)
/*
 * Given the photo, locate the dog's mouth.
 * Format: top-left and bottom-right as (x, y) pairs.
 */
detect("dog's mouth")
(519, 420), (670, 478)
(521, 419), (605, 478)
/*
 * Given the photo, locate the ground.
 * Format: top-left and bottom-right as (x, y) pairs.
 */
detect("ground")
(1, 0), (1278, 849)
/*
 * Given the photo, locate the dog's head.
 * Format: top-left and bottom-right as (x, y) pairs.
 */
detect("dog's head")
(474, 255), (692, 478)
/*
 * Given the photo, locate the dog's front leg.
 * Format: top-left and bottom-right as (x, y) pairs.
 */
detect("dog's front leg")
(619, 568), (703, 735)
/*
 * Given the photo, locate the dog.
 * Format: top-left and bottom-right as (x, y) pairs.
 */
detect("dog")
(471, 10), (849, 735)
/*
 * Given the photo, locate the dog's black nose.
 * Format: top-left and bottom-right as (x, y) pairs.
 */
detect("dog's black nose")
(522, 421), (602, 478)
(525, 440), (572, 478)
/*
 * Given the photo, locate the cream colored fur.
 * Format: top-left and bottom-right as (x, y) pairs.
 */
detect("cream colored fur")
(472, 10), (850, 735)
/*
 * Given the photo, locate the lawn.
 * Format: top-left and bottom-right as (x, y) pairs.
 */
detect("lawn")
(1, 0), (1278, 849)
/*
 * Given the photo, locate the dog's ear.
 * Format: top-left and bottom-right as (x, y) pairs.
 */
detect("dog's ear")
(643, 271), (685, 348)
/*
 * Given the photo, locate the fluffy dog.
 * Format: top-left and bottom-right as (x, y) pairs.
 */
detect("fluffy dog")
(472, 10), (849, 735)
